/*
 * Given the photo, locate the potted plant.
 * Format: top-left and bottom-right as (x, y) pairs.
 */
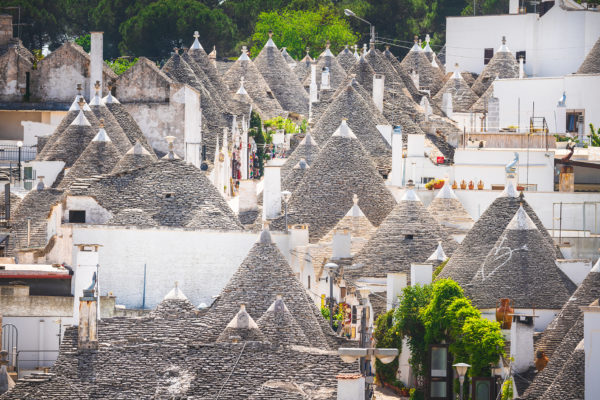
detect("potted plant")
(425, 180), (435, 190)
(477, 180), (484, 190)
(468, 180), (474, 190)
(460, 180), (467, 190)
(452, 180), (458, 189)
(434, 179), (445, 189)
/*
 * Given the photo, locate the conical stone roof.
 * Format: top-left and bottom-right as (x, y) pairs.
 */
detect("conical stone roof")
(427, 183), (474, 238)
(223, 47), (285, 120)
(58, 126), (122, 189)
(111, 140), (156, 174)
(293, 52), (312, 82)
(283, 120), (396, 242)
(181, 51), (227, 111)
(217, 304), (266, 343)
(256, 295), (311, 347)
(89, 105), (132, 155)
(281, 47), (296, 67)
(346, 55), (375, 93)
(383, 47), (424, 102)
(187, 36), (231, 102)
(436, 185), (559, 288)
(106, 208), (157, 227)
(281, 133), (320, 192)
(302, 44), (347, 90)
(205, 229), (331, 348)
(471, 38), (520, 96)
(310, 84), (392, 172)
(349, 189), (456, 282)
(577, 36), (600, 74)
(37, 94), (98, 159)
(433, 66), (479, 113)
(253, 35), (309, 115)
(535, 259), (600, 359)
(337, 45), (357, 72)
(467, 206), (575, 309)
(400, 41), (445, 96)
(104, 94), (156, 156)
(470, 81), (495, 113)
(150, 283), (198, 319)
(42, 110), (97, 167)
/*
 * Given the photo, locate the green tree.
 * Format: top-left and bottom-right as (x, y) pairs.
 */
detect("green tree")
(250, 5), (358, 59)
(118, 0), (236, 60)
(461, 0), (509, 16)
(589, 124), (600, 147)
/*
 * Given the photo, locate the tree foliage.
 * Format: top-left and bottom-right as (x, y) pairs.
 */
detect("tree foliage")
(250, 6), (358, 59)
(375, 279), (504, 388)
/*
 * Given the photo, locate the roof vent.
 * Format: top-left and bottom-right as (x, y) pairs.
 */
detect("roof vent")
(162, 136), (180, 160)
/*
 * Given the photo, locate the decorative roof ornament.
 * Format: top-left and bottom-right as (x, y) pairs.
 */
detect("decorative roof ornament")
(89, 80), (102, 106)
(436, 181), (458, 199)
(452, 63), (461, 80)
(401, 188), (421, 202)
(353, 44), (359, 59)
(498, 35), (510, 53)
(69, 83), (92, 111)
(411, 36), (421, 52)
(71, 97), (91, 126)
(92, 119), (112, 142)
(265, 30), (276, 47)
(259, 221), (272, 244)
(236, 76), (248, 95)
(424, 34), (433, 53)
(506, 205), (538, 231)
(190, 30), (203, 51)
(332, 119), (357, 139)
(501, 181), (519, 198)
(505, 152), (519, 174)
(239, 46), (250, 61)
(323, 40), (334, 57)
(163, 281), (188, 300)
(209, 45), (217, 61)
(102, 82), (120, 104)
(427, 241), (448, 262)
(162, 136), (180, 160)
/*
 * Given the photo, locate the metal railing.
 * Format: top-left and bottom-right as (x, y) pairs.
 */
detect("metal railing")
(0, 145), (37, 162)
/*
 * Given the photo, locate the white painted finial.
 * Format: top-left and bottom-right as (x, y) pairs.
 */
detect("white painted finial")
(191, 30), (203, 51)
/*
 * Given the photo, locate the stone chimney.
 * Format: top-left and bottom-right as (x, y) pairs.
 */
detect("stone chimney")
(72, 244), (101, 322)
(309, 63), (318, 103)
(337, 374), (365, 400)
(509, 314), (535, 373)
(262, 159), (285, 220)
(238, 180), (258, 215)
(78, 273), (98, 351)
(372, 74), (385, 113)
(407, 133), (425, 157)
(390, 126), (403, 187)
(581, 300), (600, 400)
(442, 92), (453, 119)
(386, 272), (407, 311)
(332, 229), (351, 259)
(0, 14), (13, 48)
(410, 70), (419, 89)
(410, 263), (433, 286)
(519, 56), (524, 79)
(321, 67), (331, 90)
(89, 32), (103, 102)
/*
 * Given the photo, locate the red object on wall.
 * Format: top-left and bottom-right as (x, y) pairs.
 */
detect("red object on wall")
(436, 156), (445, 164)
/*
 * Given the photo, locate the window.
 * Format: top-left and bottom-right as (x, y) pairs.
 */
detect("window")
(405, 234), (414, 240)
(484, 48), (494, 65)
(69, 210), (86, 223)
(429, 345), (451, 400)
(516, 51), (526, 64)
(566, 111), (584, 133)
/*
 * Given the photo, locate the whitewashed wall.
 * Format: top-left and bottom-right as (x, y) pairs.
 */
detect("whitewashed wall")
(446, 7), (600, 77)
(495, 74), (600, 134)
(70, 226), (289, 309)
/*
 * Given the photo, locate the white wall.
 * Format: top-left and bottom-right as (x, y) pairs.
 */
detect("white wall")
(70, 226), (289, 309)
(495, 74), (600, 134)
(453, 148), (555, 192)
(446, 7), (600, 77)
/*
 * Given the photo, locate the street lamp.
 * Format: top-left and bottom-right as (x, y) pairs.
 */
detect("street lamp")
(343, 9), (375, 45)
(453, 362), (471, 400)
(339, 347), (399, 399)
(324, 262), (339, 329)
(16, 140), (23, 182)
(281, 190), (291, 233)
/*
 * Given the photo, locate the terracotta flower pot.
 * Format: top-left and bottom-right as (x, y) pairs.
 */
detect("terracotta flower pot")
(434, 180), (444, 189)
(468, 180), (474, 190)
(452, 181), (458, 189)
(477, 180), (484, 190)
(460, 180), (467, 190)
(496, 298), (514, 329)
